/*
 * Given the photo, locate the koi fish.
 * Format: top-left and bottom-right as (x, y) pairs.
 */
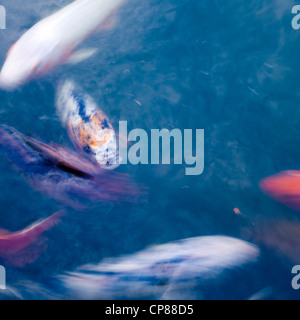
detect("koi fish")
(56, 80), (119, 169)
(0, 125), (140, 209)
(250, 219), (300, 265)
(0, 211), (63, 267)
(0, 0), (125, 90)
(1, 236), (259, 299)
(260, 170), (300, 211)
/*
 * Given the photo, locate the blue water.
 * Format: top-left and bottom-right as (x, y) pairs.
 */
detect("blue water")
(0, 0), (300, 299)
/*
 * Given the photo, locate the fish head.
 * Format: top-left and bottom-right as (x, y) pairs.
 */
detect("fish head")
(260, 170), (300, 211)
(56, 80), (120, 169)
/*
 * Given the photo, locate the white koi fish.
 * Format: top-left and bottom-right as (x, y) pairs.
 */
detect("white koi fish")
(0, 0), (125, 90)
(0, 236), (260, 299)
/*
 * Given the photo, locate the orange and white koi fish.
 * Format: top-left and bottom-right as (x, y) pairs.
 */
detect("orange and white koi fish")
(56, 80), (119, 169)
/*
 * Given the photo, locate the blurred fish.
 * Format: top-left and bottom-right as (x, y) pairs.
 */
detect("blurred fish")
(0, 211), (63, 267)
(251, 219), (300, 265)
(56, 80), (119, 169)
(61, 236), (259, 299)
(260, 170), (300, 211)
(0, 125), (141, 209)
(0, 0), (125, 90)
(1, 236), (259, 299)
(54, 236), (261, 299)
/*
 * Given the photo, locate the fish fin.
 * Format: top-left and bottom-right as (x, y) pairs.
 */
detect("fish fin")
(99, 15), (118, 31)
(65, 48), (97, 64)
(24, 210), (64, 234)
(0, 229), (10, 236)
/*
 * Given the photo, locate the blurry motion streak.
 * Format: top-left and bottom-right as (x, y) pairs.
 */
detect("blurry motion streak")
(248, 286), (273, 301)
(260, 170), (300, 211)
(1, 236), (259, 299)
(0, 125), (141, 210)
(56, 80), (119, 169)
(0, 0), (125, 90)
(0, 211), (63, 267)
(58, 236), (259, 299)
